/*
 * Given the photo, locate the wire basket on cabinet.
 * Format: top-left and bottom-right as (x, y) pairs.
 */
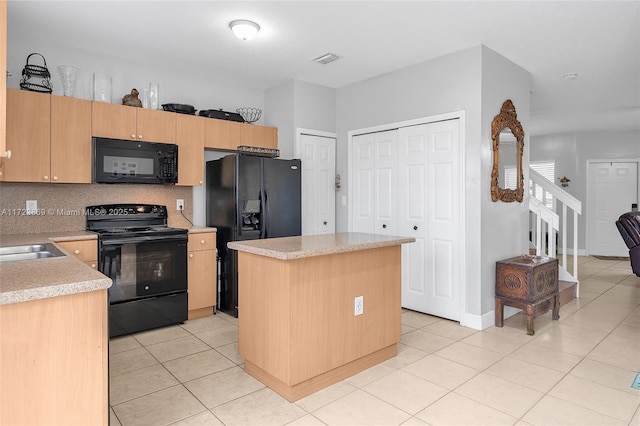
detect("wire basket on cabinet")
(236, 107), (262, 124)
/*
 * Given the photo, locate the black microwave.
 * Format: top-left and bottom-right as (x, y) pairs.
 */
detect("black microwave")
(93, 137), (178, 184)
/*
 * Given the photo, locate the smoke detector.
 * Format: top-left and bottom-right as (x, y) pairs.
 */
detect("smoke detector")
(312, 53), (340, 65)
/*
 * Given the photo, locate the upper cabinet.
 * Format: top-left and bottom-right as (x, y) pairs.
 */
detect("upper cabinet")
(3, 90), (92, 183)
(176, 114), (205, 186)
(204, 119), (277, 150)
(92, 102), (176, 144)
(0, 1), (7, 160)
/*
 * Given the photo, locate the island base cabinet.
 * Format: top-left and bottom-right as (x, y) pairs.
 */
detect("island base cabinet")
(238, 245), (401, 401)
(0, 290), (108, 425)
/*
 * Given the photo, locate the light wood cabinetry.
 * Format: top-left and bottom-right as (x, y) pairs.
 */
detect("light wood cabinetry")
(0, 1), (7, 160)
(176, 114), (205, 186)
(187, 231), (217, 319)
(92, 101), (176, 144)
(237, 244), (402, 401)
(204, 118), (277, 150)
(3, 89), (50, 182)
(50, 95), (92, 183)
(56, 239), (98, 269)
(0, 289), (109, 425)
(2, 90), (92, 183)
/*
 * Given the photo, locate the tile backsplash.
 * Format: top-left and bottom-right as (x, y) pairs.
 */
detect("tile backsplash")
(0, 183), (194, 234)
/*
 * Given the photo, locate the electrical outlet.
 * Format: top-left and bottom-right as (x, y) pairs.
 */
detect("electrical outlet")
(26, 200), (37, 215)
(354, 296), (364, 316)
(176, 199), (184, 211)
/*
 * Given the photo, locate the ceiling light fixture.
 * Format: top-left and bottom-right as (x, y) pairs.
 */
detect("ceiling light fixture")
(229, 20), (260, 41)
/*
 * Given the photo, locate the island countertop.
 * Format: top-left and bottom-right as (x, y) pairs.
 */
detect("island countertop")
(227, 232), (415, 260)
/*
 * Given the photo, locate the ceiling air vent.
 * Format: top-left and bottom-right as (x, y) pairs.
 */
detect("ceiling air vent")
(312, 53), (340, 65)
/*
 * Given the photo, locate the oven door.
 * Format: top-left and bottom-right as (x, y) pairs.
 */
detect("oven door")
(99, 234), (187, 304)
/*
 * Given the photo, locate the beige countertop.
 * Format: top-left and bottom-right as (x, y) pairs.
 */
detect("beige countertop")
(0, 232), (110, 305)
(0, 226), (215, 306)
(227, 232), (415, 260)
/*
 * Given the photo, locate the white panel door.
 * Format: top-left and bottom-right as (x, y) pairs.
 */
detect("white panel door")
(352, 133), (375, 233)
(352, 130), (398, 234)
(374, 131), (399, 235)
(299, 133), (336, 235)
(399, 120), (461, 320)
(587, 162), (638, 256)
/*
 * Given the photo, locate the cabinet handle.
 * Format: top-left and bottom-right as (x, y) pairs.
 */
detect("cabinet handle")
(43, 175), (49, 181)
(52, 176), (59, 181)
(200, 239), (205, 244)
(189, 253), (194, 258)
(74, 249), (80, 255)
(4, 150), (10, 159)
(413, 226), (418, 231)
(199, 180), (203, 185)
(138, 134), (143, 139)
(90, 263), (96, 269)
(131, 134), (136, 139)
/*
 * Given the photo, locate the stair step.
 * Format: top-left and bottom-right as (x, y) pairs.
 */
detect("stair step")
(558, 280), (577, 307)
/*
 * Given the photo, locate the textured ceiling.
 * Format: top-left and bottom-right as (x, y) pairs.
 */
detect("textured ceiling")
(8, 1), (640, 136)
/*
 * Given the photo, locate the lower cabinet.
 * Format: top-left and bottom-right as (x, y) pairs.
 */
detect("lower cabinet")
(0, 290), (109, 425)
(188, 231), (217, 319)
(56, 239), (98, 269)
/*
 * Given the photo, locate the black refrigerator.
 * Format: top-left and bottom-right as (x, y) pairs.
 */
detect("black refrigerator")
(206, 154), (302, 317)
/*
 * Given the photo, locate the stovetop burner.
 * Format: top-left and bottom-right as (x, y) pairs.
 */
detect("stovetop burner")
(86, 204), (187, 237)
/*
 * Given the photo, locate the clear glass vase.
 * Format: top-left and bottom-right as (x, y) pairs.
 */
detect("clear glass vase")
(58, 65), (80, 97)
(148, 83), (159, 109)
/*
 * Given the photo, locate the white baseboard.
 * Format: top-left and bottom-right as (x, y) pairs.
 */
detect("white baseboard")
(461, 307), (521, 330)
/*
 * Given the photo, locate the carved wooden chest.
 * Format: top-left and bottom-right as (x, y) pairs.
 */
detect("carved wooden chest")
(495, 256), (559, 335)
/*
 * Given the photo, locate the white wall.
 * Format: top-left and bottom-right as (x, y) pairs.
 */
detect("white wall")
(479, 46), (531, 318)
(7, 44), (265, 124)
(265, 80), (336, 159)
(530, 130), (640, 251)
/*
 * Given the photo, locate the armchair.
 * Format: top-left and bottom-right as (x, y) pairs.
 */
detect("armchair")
(615, 211), (640, 277)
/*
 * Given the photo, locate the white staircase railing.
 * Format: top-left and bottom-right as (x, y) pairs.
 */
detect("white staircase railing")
(528, 168), (582, 286)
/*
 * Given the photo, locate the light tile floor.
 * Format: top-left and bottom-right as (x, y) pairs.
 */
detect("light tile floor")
(109, 256), (640, 426)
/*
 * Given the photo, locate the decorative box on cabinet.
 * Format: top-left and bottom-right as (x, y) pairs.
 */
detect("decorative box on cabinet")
(187, 231), (217, 319)
(495, 256), (559, 335)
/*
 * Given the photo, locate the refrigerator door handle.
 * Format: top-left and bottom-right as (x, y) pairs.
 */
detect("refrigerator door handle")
(262, 189), (269, 238)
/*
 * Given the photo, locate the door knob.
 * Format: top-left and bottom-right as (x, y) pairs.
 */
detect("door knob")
(323, 221), (327, 225)
(382, 224), (387, 229)
(413, 226), (418, 230)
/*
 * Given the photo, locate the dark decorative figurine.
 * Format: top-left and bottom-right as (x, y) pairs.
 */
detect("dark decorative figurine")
(122, 88), (143, 107)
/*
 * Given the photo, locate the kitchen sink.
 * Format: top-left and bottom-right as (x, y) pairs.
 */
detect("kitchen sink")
(0, 243), (66, 262)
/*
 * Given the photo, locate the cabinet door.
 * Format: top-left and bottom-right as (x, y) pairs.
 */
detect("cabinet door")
(176, 114), (204, 186)
(0, 2), (6, 160)
(51, 96), (92, 183)
(188, 250), (216, 311)
(242, 124), (278, 149)
(56, 240), (97, 263)
(92, 101), (137, 140)
(204, 119), (242, 150)
(4, 89), (50, 182)
(136, 108), (176, 143)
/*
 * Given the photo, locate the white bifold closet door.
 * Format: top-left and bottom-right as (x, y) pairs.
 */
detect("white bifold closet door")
(351, 119), (461, 321)
(399, 120), (461, 320)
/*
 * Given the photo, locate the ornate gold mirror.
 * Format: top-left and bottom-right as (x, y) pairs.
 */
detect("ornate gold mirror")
(491, 99), (524, 202)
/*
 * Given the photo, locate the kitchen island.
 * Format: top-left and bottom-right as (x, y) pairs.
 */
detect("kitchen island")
(227, 232), (414, 401)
